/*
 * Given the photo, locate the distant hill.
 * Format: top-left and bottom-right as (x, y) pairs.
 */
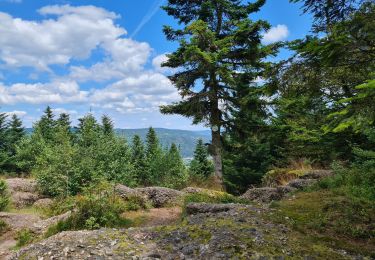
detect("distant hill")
(25, 128), (211, 158)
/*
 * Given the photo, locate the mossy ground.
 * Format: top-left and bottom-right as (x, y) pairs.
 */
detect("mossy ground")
(268, 189), (375, 257)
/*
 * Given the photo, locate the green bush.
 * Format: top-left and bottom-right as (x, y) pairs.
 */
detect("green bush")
(43, 196), (76, 217)
(0, 219), (9, 235)
(123, 195), (150, 211)
(46, 182), (132, 237)
(15, 229), (34, 248)
(0, 179), (10, 211)
(316, 159), (375, 201)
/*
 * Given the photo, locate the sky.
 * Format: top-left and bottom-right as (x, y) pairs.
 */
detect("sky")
(0, 0), (312, 130)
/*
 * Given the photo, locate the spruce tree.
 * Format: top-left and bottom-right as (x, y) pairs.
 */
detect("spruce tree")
(145, 127), (160, 158)
(290, 0), (364, 33)
(145, 127), (163, 185)
(0, 112), (9, 170)
(131, 135), (147, 185)
(101, 115), (115, 136)
(6, 114), (26, 172)
(164, 143), (187, 188)
(35, 106), (56, 143)
(160, 0), (276, 184)
(190, 139), (213, 178)
(77, 114), (100, 148)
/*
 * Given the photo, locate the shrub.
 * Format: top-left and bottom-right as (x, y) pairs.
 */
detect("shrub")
(46, 182), (132, 236)
(0, 179), (10, 211)
(123, 195), (150, 211)
(0, 219), (9, 235)
(15, 229), (34, 248)
(43, 196), (76, 217)
(262, 168), (307, 187)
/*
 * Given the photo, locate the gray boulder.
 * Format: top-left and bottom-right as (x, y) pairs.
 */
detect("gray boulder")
(11, 192), (40, 208)
(135, 187), (184, 208)
(5, 178), (37, 193)
(31, 211), (72, 235)
(287, 179), (317, 189)
(240, 186), (294, 203)
(185, 203), (236, 215)
(114, 184), (139, 199)
(33, 198), (53, 209)
(0, 212), (41, 231)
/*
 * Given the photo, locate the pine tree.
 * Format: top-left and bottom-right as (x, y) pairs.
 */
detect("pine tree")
(144, 127), (164, 185)
(77, 114), (100, 148)
(160, 0), (277, 184)
(3, 114), (26, 172)
(131, 135), (147, 185)
(163, 143), (187, 188)
(0, 112), (9, 169)
(290, 0), (364, 33)
(145, 127), (160, 159)
(101, 115), (114, 136)
(190, 139), (213, 178)
(34, 106), (56, 143)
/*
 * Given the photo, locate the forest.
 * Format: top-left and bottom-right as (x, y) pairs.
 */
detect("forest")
(1, 0), (373, 197)
(0, 0), (374, 258)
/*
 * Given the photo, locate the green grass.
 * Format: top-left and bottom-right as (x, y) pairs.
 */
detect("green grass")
(15, 229), (35, 248)
(0, 219), (9, 235)
(268, 189), (375, 257)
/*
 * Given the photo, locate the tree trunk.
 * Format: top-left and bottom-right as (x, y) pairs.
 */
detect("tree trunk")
(210, 74), (223, 187)
(211, 128), (223, 185)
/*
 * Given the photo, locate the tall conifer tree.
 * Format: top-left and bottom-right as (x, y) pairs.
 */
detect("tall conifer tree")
(160, 0), (277, 184)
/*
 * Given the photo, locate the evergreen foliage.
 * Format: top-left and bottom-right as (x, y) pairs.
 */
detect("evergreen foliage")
(131, 135), (147, 185)
(190, 139), (213, 178)
(0, 179), (10, 211)
(0, 108), (187, 195)
(160, 0), (278, 183)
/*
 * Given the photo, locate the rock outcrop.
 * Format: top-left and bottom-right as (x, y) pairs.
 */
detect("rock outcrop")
(33, 198), (53, 209)
(10, 203), (361, 259)
(135, 187), (184, 207)
(241, 186), (296, 203)
(186, 202), (238, 214)
(4, 178), (37, 193)
(241, 170), (333, 203)
(31, 211), (72, 235)
(5, 178), (42, 208)
(115, 185), (184, 207)
(0, 212), (41, 231)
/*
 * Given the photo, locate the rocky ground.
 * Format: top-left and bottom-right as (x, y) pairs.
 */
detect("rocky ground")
(10, 203), (366, 259)
(1, 171), (374, 259)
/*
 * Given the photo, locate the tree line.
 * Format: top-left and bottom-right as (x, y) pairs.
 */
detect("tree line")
(1, 0), (373, 198)
(161, 0), (374, 195)
(0, 107), (213, 196)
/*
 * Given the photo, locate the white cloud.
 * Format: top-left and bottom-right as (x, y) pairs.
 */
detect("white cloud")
(52, 108), (78, 115)
(152, 53), (171, 73)
(0, 5), (125, 70)
(90, 72), (179, 113)
(263, 24), (289, 44)
(0, 80), (88, 105)
(69, 38), (151, 82)
(5, 110), (26, 117)
(0, 5), (181, 117)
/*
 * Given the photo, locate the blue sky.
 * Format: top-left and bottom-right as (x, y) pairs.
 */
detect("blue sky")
(0, 0), (312, 129)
